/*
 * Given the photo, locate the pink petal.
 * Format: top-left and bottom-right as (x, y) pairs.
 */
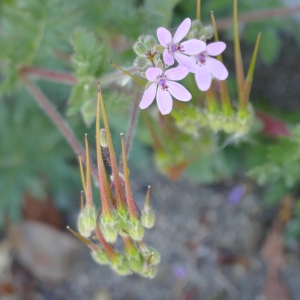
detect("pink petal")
(206, 41), (226, 56)
(157, 87), (173, 115)
(173, 18), (191, 44)
(145, 67), (162, 81)
(195, 65), (211, 91)
(181, 39), (206, 55)
(139, 83), (157, 109)
(165, 66), (189, 80)
(167, 81), (191, 101)
(157, 27), (172, 47)
(206, 57), (228, 80)
(175, 53), (197, 73)
(163, 49), (174, 66)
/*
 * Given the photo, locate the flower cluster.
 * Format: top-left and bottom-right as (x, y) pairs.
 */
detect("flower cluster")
(68, 85), (160, 278)
(134, 18), (228, 115)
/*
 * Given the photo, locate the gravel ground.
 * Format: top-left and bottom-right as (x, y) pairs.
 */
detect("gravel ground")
(14, 165), (297, 300)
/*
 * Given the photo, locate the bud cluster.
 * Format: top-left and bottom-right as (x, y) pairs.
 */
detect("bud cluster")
(68, 84), (160, 278)
(133, 34), (160, 71)
(172, 104), (254, 136)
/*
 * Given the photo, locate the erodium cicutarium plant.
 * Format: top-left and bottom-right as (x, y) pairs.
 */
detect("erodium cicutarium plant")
(135, 17), (229, 115)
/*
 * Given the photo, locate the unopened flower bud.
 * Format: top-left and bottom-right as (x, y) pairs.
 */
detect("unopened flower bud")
(223, 116), (236, 134)
(91, 249), (110, 265)
(111, 254), (132, 276)
(100, 129), (108, 147)
(77, 214), (91, 238)
(134, 56), (149, 70)
(141, 209), (155, 229)
(77, 205), (97, 237)
(187, 20), (203, 39)
(200, 26), (214, 40)
(116, 210), (129, 236)
(208, 114), (224, 132)
(146, 247), (161, 265)
(144, 35), (157, 50)
(141, 265), (157, 279)
(127, 255), (144, 273)
(133, 41), (147, 56)
(100, 220), (117, 243)
(127, 219), (144, 241)
(155, 45), (165, 53)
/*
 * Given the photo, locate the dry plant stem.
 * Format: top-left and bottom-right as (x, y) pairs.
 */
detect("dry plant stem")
(197, 0), (201, 21)
(98, 83), (126, 209)
(125, 87), (141, 160)
(96, 84), (114, 216)
(67, 226), (98, 252)
(241, 33), (261, 111)
(145, 186), (151, 209)
(233, 0), (245, 103)
(80, 191), (84, 212)
(95, 224), (116, 261)
(21, 76), (98, 181)
(210, 12), (231, 114)
(121, 134), (137, 220)
(217, 5), (300, 31)
(84, 134), (94, 207)
(78, 154), (87, 195)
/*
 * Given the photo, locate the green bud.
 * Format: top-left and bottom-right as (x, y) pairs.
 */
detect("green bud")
(208, 114), (224, 132)
(77, 213), (91, 238)
(156, 60), (163, 70)
(141, 209), (155, 229)
(223, 119), (236, 133)
(137, 34), (145, 44)
(134, 56), (149, 71)
(146, 247), (161, 265)
(100, 128), (108, 147)
(77, 206), (97, 237)
(186, 20), (203, 39)
(141, 265), (157, 279)
(111, 254), (132, 276)
(127, 219), (144, 241)
(155, 45), (165, 53)
(91, 249), (110, 265)
(100, 220), (117, 243)
(127, 254), (144, 273)
(200, 26), (214, 40)
(116, 210), (129, 237)
(133, 41), (147, 56)
(144, 35), (157, 50)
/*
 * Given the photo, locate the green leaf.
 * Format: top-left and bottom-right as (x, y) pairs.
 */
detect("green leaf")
(259, 28), (281, 65)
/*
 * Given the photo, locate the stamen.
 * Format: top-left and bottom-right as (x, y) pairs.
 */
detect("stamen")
(198, 52), (206, 65)
(169, 43), (184, 54)
(158, 77), (169, 91)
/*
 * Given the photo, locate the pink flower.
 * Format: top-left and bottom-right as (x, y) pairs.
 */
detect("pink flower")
(139, 67), (191, 115)
(191, 41), (229, 91)
(157, 18), (206, 70)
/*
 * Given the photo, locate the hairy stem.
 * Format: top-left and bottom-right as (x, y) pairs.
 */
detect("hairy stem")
(21, 76), (98, 181)
(217, 5), (300, 31)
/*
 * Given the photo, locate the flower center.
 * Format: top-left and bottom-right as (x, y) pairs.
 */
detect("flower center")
(197, 52), (207, 65)
(169, 43), (184, 54)
(158, 76), (169, 91)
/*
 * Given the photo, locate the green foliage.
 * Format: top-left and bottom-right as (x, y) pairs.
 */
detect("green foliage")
(0, 95), (79, 227)
(248, 126), (300, 189)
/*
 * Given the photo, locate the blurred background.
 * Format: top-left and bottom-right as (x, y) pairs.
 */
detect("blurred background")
(0, 0), (300, 299)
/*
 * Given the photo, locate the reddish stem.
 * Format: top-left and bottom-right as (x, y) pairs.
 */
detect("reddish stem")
(217, 5), (300, 31)
(20, 66), (77, 84)
(21, 76), (98, 181)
